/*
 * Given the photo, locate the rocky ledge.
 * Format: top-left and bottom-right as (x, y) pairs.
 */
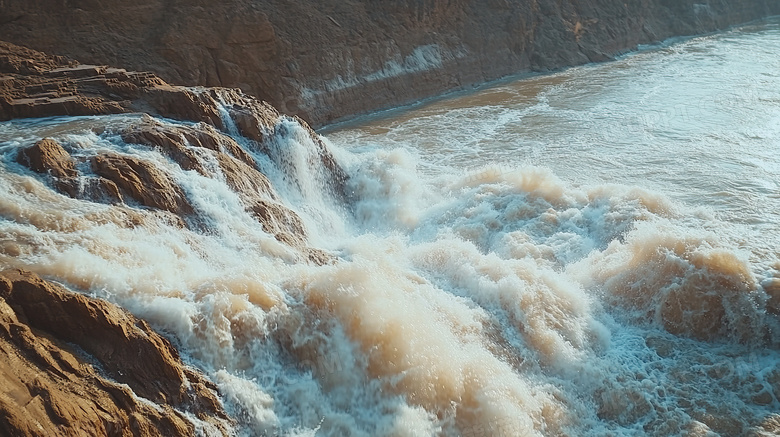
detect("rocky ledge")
(0, 40), (350, 434)
(1, 40), (226, 125)
(3, 39), (346, 264)
(0, 269), (232, 436)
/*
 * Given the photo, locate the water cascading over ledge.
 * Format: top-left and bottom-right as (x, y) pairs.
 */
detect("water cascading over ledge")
(2, 33), (780, 436)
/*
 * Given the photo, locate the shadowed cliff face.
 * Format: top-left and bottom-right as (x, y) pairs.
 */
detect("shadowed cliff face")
(0, 0), (778, 127)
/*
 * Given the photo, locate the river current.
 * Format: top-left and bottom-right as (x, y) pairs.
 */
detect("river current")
(1, 17), (779, 437)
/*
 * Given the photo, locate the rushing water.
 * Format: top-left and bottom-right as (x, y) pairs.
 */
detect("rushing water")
(2, 17), (780, 437)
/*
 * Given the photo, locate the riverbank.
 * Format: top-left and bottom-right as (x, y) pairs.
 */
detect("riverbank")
(1, 0), (778, 128)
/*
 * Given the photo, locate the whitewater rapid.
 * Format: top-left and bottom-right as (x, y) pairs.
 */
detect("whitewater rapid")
(1, 17), (780, 437)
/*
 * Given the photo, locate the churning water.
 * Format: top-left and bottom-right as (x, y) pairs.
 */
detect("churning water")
(2, 17), (780, 437)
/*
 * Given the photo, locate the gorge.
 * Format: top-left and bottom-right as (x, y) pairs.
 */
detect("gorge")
(1, 2), (780, 436)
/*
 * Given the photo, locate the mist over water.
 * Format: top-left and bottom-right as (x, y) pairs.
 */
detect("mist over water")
(2, 18), (780, 437)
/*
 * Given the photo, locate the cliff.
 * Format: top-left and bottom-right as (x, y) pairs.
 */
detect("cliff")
(1, 0), (778, 127)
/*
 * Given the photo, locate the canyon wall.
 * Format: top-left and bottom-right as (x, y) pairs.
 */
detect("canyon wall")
(1, 0), (778, 127)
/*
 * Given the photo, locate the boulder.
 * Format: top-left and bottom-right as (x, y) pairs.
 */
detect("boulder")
(91, 154), (194, 216)
(16, 138), (76, 179)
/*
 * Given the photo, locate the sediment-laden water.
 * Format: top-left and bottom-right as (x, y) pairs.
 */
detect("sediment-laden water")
(1, 18), (779, 437)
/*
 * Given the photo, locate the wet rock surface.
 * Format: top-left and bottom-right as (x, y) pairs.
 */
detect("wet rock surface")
(91, 153), (194, 216)
(0, 269), (232, 436)
(5, 40), (347, 262)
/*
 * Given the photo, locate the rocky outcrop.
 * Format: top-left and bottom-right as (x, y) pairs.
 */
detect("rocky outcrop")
(15, 121), (334, 263)
(16, 138), (124, 203)
(0, 40), (227, 125)
(117, 118), (334, 264)
(15, 138), (77, 179)
(91, 154), (194, 216)
(0, 269), (231, 436)
(0, 0), (777, 127)
(5, 39), (345, 263)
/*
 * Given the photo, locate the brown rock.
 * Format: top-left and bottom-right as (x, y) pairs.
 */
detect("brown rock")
(0, 40), (234, 126)
(6, 94), (126, 120)
(16, 138), (76, 179)
(140, 85), (223, 128)
(185, 122), (257, 168)
(91, 154), (194, 216)
(118, 118), (329, 258)
(15, 138), (128, 205)
(16, 138), (82, 197)
(248, 199), (307, 248)
(0, 269), (231, 436)
(230, 105), (271, 143)
(0, 40), (73, 75)
(121, 121), (204, 173)
(215, 152), (276, 201)
(120, 117), (257, 174)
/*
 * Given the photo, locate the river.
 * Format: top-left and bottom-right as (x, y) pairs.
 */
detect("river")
(1, 16), (779, 437)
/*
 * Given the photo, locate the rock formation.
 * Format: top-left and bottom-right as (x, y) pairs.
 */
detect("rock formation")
(3, 40), (344, 263)
(0, 0), (777, 127)
(0, 269), (232, 436)
(0, 37), (353, 433)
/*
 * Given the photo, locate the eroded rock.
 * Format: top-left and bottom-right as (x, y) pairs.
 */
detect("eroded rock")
(91, 154), (193, 216)
(16, 138), (76, 178)
(0, 269), (231, 436)
(119, 119), (325, 257)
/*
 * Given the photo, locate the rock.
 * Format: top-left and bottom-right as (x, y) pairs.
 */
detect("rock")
(119, 118), (325, 256)
(121, 121), (205, 173)
(0, 269), (231, 436)
(231, 106), (267, 142)
(79, 177), (125, 204)
(91, 154), (194, 216)
(140, 85), (223, 128)
(0, 40), (74, 75)
(16, 138), (76, 179)
(0, 40), (230, 126)
(2, 41), (342, 261)
(120, 117), (258, 174)
(4, 94), (126, 119)
(16, 138), (81, 197)
(248, 199), (307, 248)
(15, 138), (127, 204)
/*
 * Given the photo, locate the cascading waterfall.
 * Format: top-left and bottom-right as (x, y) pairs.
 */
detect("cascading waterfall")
(2, 17), (780, 437)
